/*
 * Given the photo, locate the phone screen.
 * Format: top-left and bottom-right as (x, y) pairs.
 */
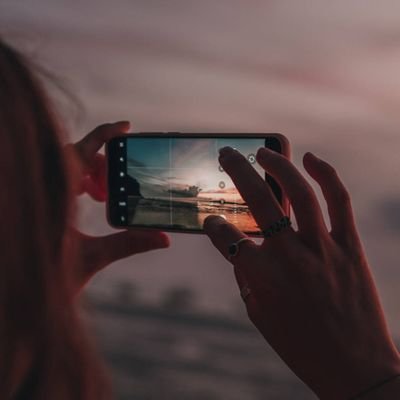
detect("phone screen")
(108, 134), (283, 234)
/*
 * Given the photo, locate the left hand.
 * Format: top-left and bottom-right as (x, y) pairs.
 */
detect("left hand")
(65, 122), (169, 294)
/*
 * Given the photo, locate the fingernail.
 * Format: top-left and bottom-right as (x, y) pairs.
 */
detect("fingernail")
(157, 233), (170, 248)
(219, 146), (234, 157)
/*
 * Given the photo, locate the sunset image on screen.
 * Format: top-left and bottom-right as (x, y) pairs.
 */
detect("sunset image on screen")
(126, 137), (266, 233)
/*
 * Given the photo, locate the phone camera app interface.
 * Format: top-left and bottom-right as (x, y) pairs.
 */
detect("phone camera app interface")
(123, 137), (266, 233)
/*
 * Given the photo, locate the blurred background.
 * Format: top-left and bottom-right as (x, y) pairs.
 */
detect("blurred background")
(1, 1), (400, 399)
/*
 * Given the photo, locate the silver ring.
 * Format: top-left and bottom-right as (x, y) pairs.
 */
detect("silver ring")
(240, 286), (251, 302)
(228, 237), (254, 261)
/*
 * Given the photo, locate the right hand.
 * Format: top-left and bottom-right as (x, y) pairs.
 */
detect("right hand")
(204, 146), (400, 400)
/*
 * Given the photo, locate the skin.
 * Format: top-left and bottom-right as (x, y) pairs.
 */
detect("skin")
(67, 121), (170, 292)
(65, 126), (400, 398)
(203, 146), (400, 399)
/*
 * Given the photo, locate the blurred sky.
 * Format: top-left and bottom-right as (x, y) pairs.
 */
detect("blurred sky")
(1, 1), (400, 331)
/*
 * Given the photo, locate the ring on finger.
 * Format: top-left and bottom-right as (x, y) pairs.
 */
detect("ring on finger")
(228, 237), (254, 261)
(262, 216), (292, 238)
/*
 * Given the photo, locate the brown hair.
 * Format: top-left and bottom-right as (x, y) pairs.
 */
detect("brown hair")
(0, 39), (110, 399)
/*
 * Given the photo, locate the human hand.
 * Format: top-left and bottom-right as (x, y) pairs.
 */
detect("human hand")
(204, 146), (400, 400)
(65, 122), (169, 294)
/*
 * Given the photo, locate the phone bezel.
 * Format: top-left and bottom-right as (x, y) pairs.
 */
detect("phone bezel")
(106, 132), (290, 236)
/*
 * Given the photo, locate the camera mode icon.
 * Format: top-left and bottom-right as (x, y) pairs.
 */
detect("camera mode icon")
(247, 154), (256, 164)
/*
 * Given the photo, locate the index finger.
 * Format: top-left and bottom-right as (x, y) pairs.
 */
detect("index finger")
(75, 121), (131, 166)
(218, 146), (291, 234)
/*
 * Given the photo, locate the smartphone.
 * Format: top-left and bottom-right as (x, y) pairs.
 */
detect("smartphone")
(106, 133), (290, 236)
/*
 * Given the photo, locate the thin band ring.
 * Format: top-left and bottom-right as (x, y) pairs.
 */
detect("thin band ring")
(262, 216), (292, 238)
(228, 237), (254, 261)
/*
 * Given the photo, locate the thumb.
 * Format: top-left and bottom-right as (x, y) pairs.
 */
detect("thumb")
(75, 121), (131, 167)
(83, 230), (170, 274)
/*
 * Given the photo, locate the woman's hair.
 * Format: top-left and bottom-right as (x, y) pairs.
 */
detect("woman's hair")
(0, 38), (110, 399)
